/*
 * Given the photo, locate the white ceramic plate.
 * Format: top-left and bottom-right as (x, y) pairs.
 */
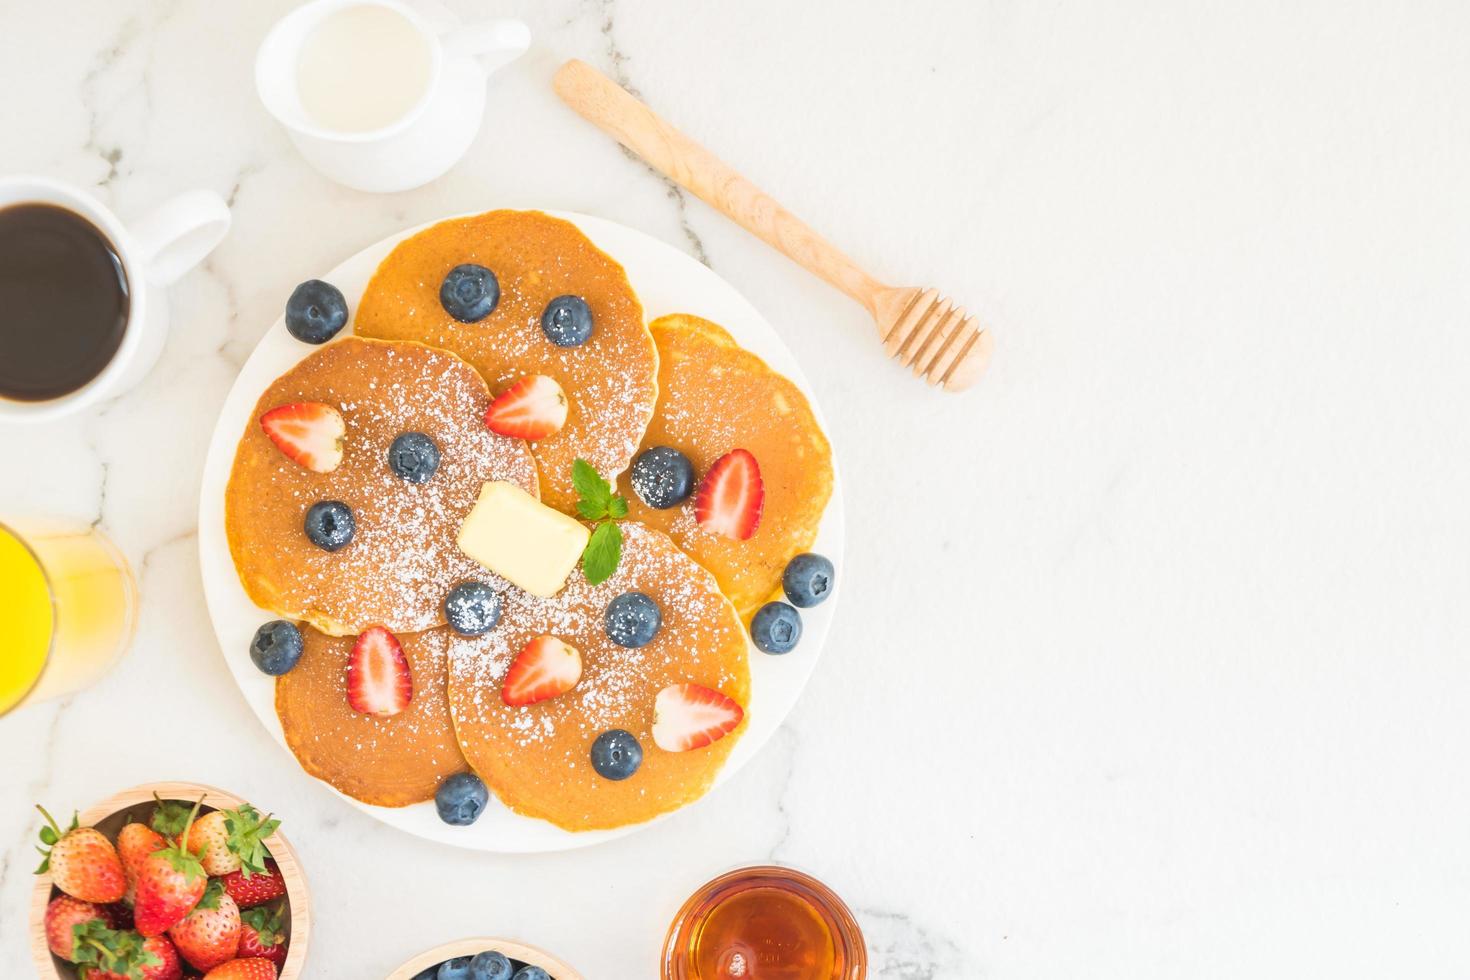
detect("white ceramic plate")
(198, 210), (844, 852)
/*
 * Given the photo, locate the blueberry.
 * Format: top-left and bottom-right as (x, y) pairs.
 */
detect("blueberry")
(412, 970), (438, 980)
(437, 957), (474, 980)
(304, 500), (355, 551)
(540, 295), (593, 347)
(444, 581), (502, 637)
(629, 446), (695, 510)
(285, 279), (348, 344)
(590, 729), (643, 781)
(750, 601), (802, 654)
(782, 553), (835, 608)
(469, 951), (514, 980)
(512, 968), (550, 980)
(440, 264), (499, 322)
(435, 771), (489, 826)
(388, 431), (440, 484)
(249, 620), (304, 676)
(604, 591), (661, 648)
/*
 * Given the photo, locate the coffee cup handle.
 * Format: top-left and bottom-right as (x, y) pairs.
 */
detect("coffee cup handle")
(442, 18), (531, 76)
(129, 190), (232, 286)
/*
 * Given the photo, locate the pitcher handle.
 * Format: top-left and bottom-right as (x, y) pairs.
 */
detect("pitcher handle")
(442, 18), (531, 75)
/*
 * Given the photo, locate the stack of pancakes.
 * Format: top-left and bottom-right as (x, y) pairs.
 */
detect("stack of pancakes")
(225, 211), (832, 832)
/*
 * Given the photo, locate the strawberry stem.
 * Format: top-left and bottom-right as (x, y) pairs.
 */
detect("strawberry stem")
(179, 794), (206, 850)
(35, 804), (61, 837)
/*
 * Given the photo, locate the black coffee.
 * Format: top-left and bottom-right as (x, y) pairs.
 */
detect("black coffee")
(0, 203), (130, 401)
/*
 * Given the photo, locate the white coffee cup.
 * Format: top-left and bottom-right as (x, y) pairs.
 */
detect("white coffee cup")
(0, 176), (231, 424)
(255, 0), (531, 193)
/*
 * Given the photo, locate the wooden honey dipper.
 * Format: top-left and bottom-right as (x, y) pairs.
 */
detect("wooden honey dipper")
(553, 59), (992, 392)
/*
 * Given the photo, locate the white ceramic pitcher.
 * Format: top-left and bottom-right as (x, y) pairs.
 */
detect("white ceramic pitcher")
(255, 0), (530, 193)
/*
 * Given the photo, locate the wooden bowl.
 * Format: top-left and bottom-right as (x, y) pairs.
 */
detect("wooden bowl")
(28, 781), (310, 979)
(388, 938), (584, 980)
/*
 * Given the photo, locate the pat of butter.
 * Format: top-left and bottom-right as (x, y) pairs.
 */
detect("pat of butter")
(456, 481), (590, 598)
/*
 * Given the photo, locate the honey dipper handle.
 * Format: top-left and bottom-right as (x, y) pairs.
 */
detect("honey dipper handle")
(553, 59), (884, 310)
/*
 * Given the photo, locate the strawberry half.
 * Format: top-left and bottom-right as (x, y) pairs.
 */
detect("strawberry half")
(484, 375), (568, 440)
(693, 449), (764, 540)
(651, 683), (745, 752)
(259, 402), (345, 473)
(501, 635), (582, 707)
(346, 626), (413, 717)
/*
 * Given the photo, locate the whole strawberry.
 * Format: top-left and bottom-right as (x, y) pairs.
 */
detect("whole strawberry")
(134, 797), (210, 937)
(169, 880), (241, 972)
(35, 806), (127, 904)
(71, 921), (182, 980)
(219, 859), (286, 909)
(203, 958), (277, 979)
(185, 805), (279, 878)
(184, 812), (238, 877)
(45, 895), (114, 961)
(117, 821), (168, 906)
(236, 905), (286, 966)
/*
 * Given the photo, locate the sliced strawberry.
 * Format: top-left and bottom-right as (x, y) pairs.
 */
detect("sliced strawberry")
(346, 626), (413, 716)
(652, 683), (744, 752)
(694, 449), (764, 540)
(501, 635), (582, 707)
(259, 402), (345, 473)
(484, 375), (568, 441)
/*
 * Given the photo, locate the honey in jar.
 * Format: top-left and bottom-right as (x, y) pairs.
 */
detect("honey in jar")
(663, 866), (866, 980)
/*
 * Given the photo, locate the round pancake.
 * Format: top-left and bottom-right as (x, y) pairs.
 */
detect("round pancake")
(353, 210), (658, 514)
(447, 523), (750, 832)
(618, 314), (833, 616)
(275, 625), (467, 807)
(226, 337), (537, 635)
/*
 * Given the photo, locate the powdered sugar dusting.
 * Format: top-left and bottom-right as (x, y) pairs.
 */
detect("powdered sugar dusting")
(447, 523), (745, 750)
(352, 210), (659, 512)
(227, 338), (538, 635)
(276, 624), (467, 806)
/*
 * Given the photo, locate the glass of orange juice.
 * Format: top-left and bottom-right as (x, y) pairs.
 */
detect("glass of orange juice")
(0, 517), (137, 716)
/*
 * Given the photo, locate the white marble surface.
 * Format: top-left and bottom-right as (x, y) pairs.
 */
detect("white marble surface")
(2, 1), (1469, 977)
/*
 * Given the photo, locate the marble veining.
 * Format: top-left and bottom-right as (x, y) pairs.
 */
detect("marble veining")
(6, 1), (1470, 978)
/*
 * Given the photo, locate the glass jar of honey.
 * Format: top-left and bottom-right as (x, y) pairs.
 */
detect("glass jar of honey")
(662, 866), (866, 980)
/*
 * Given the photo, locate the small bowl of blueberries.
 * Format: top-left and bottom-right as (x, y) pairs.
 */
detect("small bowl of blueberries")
(390, 938), (581, 980)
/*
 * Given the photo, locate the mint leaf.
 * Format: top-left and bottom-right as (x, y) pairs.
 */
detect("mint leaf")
(571, 458), (611, 509)
(582, 521), (622, 585)
(572, 459), (628, 583)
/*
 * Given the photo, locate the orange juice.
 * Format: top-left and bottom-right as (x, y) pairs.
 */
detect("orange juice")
(0, 525), (54, 712)
(0, 519), (136, 715)
(664, 867), (866, 980)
